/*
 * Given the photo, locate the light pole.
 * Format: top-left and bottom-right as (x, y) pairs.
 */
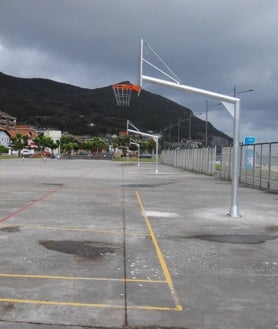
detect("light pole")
(163, 123), (176, 148)
(233, 85), (254, 97)
(188, 112), (202, 141)
(205, 101), (221, 147)
(163, 127), (168, 149)
(177, 117), (188, 144)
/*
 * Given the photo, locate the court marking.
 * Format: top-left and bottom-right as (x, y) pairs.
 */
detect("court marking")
(0, 273), (165, 284)
(0, 168), (183, 312)
(0, 165), (103, 224)
(136, 191), (183, 311)
(0, 298), (178, 311)
(0, 223), (148, 236)
(0, 185), (64, 224)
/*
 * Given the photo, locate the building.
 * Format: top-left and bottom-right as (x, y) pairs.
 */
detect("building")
(0, 111), (16, 129)
(42, 129), (62, 143)
(0, 127), (11, 147)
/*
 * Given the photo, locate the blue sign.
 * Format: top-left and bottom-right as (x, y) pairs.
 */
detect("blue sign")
(244, 136), (256, 145)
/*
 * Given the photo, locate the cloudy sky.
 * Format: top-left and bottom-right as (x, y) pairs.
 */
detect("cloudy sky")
(0, 0), (277, 142)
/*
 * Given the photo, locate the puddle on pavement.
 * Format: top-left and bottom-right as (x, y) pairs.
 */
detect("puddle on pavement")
(39, 240), (121, 259)
(190, 234), (278, 244)
(0, 226), (20, 233)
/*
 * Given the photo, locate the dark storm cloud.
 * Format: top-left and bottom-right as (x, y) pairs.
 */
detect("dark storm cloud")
(0, 0), (277, 141)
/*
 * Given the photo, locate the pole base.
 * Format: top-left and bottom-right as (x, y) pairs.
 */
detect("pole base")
(228, 205), (241, 218)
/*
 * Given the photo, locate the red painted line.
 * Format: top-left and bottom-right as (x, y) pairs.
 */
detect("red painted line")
(0, 185), (64, 224)
(0, 165), (99, 225)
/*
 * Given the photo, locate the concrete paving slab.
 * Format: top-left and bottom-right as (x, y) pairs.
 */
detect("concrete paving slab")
(0, 158), (277, 329)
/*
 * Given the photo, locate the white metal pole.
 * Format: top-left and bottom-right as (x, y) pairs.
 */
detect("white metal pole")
(138, 144), (140, 167)
(142, 75), (238, 103)
(205, 100), (208, 148)
(229, 99), (241, 217)
(155, 137), (159, 173)
(138, 39), (144, 92)
(141, 74), (241, 217)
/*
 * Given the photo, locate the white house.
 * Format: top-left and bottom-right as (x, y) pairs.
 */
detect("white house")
(0, 128), (11, 147)
(42, 129), (62, 143)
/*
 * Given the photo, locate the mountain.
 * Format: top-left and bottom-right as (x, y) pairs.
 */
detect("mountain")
(0, 72), (231, 145)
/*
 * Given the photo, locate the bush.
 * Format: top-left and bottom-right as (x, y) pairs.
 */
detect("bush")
(0, 145), (9, 153)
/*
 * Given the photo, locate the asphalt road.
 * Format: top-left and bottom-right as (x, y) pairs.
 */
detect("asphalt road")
(0, 158), (277, 329)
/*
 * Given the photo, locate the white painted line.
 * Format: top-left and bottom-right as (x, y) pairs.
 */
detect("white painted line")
(143, 211), (180, 218)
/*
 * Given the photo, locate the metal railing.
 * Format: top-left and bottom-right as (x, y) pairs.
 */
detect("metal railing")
(162, 146), (216, 176)
(161, 142), (278, 192)
(219, 142), (278, 192)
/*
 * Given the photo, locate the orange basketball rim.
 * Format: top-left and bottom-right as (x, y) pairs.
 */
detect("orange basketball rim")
(112, 83), (141, 107)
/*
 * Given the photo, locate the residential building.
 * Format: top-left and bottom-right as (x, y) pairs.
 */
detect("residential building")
(0, 127), (11, 147)
(0, 111), (16, 129)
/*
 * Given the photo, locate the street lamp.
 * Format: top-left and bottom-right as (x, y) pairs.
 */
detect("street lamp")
(177, 117), (188, 144)
(205, 101), (221, 147)
(163, 123), (176, 148)
(233, 85), (254, 97)
(188, 112), (202, 141)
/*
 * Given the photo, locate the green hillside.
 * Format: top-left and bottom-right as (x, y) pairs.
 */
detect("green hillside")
(0, 72), (231, 145)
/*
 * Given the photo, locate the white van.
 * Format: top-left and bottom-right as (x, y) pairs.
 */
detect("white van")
(21, 149), (35, 156)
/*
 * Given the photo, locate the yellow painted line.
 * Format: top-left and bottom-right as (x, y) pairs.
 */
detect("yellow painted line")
(0, 273), (166, 284)
(0, 298), (180, 311)
(0, 298), (122, 309)
(0, 224), (148, 236)
(128, 304), (182, 311)
(136, 191), (183, 311)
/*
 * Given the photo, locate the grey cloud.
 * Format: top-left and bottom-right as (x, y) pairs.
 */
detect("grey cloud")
(0, 0), (277, 141)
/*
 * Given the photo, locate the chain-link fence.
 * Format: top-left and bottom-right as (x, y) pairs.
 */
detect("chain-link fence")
(219, 142), (278, 192)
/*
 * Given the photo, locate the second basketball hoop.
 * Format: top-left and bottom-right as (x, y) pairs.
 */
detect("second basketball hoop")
(112, 83), (140, 107)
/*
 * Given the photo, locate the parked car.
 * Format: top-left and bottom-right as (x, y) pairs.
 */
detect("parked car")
(21, 149), (35, 156)
(139, 153), (152, 158)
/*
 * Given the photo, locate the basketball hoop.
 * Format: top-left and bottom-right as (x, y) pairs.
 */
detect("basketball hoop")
(112, 83), (140, 107)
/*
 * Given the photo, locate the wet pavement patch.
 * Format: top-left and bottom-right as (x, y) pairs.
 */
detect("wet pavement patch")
(1, 303), (15, 312)
(190, 234), (278, 244)
(124, 181), (176, 188)
(124, 184), (155, 188)
(39, 240), (121, 259)
(0, 226), (20, 233)
(266, 225), (278, 232)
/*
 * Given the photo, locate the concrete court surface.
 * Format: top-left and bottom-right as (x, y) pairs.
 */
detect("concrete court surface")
(0, 158), (277, 329)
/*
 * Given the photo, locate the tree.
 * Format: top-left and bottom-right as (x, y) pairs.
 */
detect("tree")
(146, 138), (156, 154)
(10, 133), (28, 157)
(83, 141), (94, 155)
(63, 142), (78, 158)
(47, 138), (60, 155)
(111, 137), (120, 150)
(60, 135), (79, 154)
(33, 134), (49, 152)
(91, 137), (108, 154)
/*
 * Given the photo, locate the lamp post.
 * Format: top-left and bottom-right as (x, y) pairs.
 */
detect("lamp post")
(177, 117), (188, 144)
(188, 112), (202, 141)
(205, 101), (221, 147)
(233, 85), (254, 97)
(163, 127), (167, 149)
(163, 123), (176, 148)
